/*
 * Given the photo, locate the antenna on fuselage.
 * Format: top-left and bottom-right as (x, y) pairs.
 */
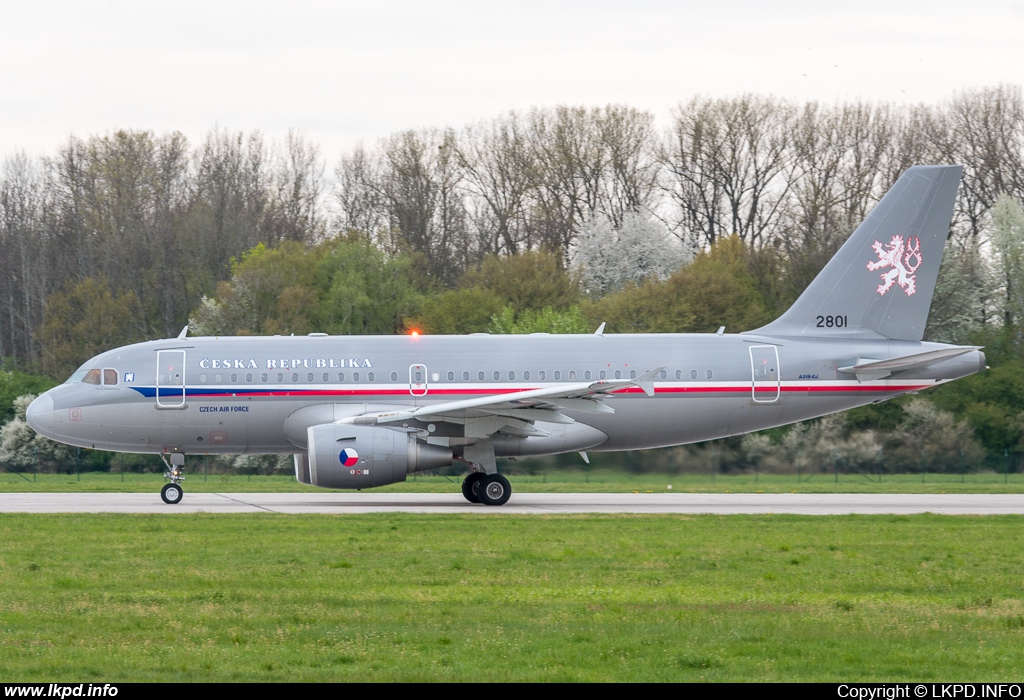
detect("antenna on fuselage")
(594, 322), (606, 336)
(177, 326), (188, 339)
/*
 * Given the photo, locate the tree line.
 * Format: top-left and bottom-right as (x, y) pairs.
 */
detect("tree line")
(1, 86), (1023, 474)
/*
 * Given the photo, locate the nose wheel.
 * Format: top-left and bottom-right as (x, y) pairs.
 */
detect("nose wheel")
(161, 482), (183, 504)
(159, 453), (185, 505)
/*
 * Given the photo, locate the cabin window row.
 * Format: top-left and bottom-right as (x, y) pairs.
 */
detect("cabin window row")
(193, 368), (715, 383)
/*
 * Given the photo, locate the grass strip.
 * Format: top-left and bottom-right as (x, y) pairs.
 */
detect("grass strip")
(1, 513), (1023, 681)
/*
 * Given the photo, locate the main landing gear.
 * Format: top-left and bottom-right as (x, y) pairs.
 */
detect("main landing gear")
(461, 472), (511, 506)
(160, 453), (185, 504)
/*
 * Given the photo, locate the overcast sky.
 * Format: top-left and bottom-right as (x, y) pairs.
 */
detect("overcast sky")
(2, 0), (1022, 163)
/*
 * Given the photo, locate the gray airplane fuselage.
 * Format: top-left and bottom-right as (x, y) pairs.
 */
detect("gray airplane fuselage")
(26, 332), (985, 459)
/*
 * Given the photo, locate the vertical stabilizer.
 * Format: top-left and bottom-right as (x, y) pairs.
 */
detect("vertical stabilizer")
(750, 165), (962, 341)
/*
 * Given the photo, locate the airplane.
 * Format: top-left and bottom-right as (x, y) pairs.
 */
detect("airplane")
(25, 165), (985, 506)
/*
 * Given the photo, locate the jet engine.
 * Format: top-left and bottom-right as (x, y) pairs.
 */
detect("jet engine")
(301, 424), (452, 489)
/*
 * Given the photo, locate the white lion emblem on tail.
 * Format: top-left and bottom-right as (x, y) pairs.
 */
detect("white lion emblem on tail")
(866, 235), (922, 296)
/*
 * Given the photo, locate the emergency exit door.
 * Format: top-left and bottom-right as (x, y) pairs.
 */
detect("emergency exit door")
(409, 364), (428, 396)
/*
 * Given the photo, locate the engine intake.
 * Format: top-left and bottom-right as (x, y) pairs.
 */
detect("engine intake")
(304, 424), (452, 489)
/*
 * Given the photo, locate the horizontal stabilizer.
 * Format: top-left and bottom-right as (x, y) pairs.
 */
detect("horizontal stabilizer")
(838, 346), (981, 379)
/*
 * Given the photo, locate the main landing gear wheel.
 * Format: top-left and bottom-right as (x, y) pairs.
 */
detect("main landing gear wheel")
(478, 473), (512, 506)
(161, 482), (183, 505)
(462, 472), (485, 503)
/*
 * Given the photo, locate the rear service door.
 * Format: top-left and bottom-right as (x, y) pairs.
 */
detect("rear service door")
(749, 345), (780, 403)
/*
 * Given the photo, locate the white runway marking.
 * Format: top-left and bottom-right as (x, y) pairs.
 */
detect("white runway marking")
(2, 492), (1024, 515)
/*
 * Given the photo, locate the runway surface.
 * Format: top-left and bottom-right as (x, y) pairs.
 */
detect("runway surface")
(2, 492), (1024, 514)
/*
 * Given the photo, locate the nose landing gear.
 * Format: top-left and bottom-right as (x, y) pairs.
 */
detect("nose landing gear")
(159, 453), (185, 504)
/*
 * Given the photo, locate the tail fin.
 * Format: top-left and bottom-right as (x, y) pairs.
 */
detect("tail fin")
(751, 165), (963, 341)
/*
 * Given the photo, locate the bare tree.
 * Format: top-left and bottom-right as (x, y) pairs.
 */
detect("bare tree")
(659, 95), (795, 249)
(456, 112), (536, 256)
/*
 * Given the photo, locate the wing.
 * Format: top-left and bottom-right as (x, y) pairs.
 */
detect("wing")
(343, 367), (663, 438)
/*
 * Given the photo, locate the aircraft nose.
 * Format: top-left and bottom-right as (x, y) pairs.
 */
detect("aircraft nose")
(26, 393), (54, 438)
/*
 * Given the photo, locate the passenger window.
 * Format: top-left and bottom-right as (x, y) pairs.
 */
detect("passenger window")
(103, 369), (118, 385)
(215, 373), (222, 383)
(368, 372), (374, 382)
(200, 373), (208, 383)
(675, 370), (682, 380)
(509, 371), (515, 381)
(431, 372), (439, 382)
(524, 371), (531, 380)
(322, 372), (329, 382)
(390, 372), (398, 382)
(463, 371), (469, 381)
(539, 371), (546, 380)
(447, 371), (454, 381)
(291, 373), (298, 382)
(614, 370), (621, 379)
(659, 370), (667, 379)
(231, 373), (238, 383)
(706, 369), (713, 379)
(599, 370), (606, 380)
(306, 372), (314, 382)
(261, 373), (268, 383)
(569, 370), (576, 380)
(478, 371), (485, 381)
(277, 373), (284, 382)
(630, 370), (637, 379)
(338, 372), (345, 382)
(353, 372), (360, 382)
(584, 370), (591, 380)
(83, 369), (101, 385)
(554, 371), (561, 380)
(492, 371), (500, 381)
(690, 370), (698, 380)
(246, 373), (253, 383)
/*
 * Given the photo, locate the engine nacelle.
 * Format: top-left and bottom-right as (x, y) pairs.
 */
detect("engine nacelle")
(305, 424), (452, 489)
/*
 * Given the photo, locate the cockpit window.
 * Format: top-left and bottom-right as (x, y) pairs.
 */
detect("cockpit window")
(65, 370), (88, 384)
(103, 369), (118, 385)
(82, 369), (101, 385)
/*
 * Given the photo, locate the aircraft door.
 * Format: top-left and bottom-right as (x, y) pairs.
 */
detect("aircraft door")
(409, 364), (428, 397)
(749, 345), (780, 403)
(156, 350), (186, 408)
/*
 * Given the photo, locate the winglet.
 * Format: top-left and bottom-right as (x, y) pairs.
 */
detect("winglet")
(594, 322), (606, 336)
(177, 326), (188, 339)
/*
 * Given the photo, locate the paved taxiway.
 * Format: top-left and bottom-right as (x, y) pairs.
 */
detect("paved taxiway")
(2, 492), (1023, 514)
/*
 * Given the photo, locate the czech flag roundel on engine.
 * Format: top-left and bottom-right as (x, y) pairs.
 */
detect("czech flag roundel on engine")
(339, 448), (359, 467)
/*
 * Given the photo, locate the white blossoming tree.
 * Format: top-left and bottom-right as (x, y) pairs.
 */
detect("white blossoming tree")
(572, 211), (691, 297)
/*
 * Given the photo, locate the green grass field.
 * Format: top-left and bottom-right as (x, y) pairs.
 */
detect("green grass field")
(1, 513), (1023, 681)
(3, 469), (1024, 493)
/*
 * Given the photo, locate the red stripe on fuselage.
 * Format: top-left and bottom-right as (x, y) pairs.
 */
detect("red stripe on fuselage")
(180, 383), (929, 399)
